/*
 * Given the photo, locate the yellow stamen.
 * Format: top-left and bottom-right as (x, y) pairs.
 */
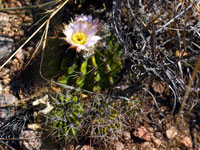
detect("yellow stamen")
(72, 32), (87, 45)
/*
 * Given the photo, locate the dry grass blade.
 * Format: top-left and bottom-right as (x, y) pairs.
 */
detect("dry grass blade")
(0, 0), (69, 71)
(155, 3), (193, 36)
(0, 141), (16, 150)
(190, 0), (200, 12)
(175, 54), (200, 127)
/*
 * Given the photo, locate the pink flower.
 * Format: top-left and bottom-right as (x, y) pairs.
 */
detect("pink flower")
(63, 15), (102, 52)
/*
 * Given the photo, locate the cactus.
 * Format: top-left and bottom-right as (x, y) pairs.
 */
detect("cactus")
(58, 33), (122, 92)
(48, 92), (140, 141)
(49, 92), (84, 141)
(44, 27), (139, 142)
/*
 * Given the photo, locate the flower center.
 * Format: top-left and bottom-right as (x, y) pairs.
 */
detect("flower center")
(72, 32), (87, 45)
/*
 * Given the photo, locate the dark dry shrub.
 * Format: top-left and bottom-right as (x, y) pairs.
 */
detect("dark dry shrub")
(112, 0), (200, 113)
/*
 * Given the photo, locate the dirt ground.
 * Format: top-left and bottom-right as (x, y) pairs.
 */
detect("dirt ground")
(0, 0), (200, 150)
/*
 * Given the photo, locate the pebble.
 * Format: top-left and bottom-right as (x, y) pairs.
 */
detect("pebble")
(0, 13), (9, 26)
(141, 142), (155, 150)
(18, 30), (24, 37)
(24, 16), (33, 23)
(0, 37), (14, 61)
(181, 136), (193, 148)
(8, 30), (15, 37)
(2, 78), (11, 85)
(122, 131), (131, 140)
(115, 142), (124, 150)
(2, 26), (11, 32)
(15, 1), (22, 7)
(2, 74), (9, 79)
(0, 0), (35, 77)
(63, 145), (74, 150)
(15, 49), (25, 60)
(80, 145), (94, 150)
(20, 130), (42, 150)
(133, 126), (153, 141)
(12, 58), (18, 65)
(8, 2), (16, 8)
(151, 136), (162, 148)
(166, 127), (177, 140)
(0, 68), (9, 77)
(0, 93), (17, 119)
(10, 18), (21, 28)
(3, 86), (10, 94)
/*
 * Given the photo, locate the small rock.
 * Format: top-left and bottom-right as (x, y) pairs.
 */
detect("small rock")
(180, 136), (192, 148)
(122, 131), (131, 140)
(3, 86), (10, 94)
(0, 13), (9, 26)
(166, 127), (177, 140)
(0, 68), (9, 78)
(20, 130), (42, 150)
(15, 1), (22, 7)
(63, 144), (74, 150)
(8, 30), (15, 37)
(2, 78), (11, 85)
(10, 17), (21, 28)
(2, 74), (10, 79)
(115, 142), (124, 150)
(15, 49), (25, 60)
(27, 46), (34, 52)
(147, 127), (154, 132)
(25, 51), (30, 58)
(14, 36), (20, 40)
(152, 81), (166, 94)
(0, 93), (17, 119)
(18, 29), (24, 37)
(4, 93), (17, 104)
(8, 2), (16, 8)
(133, 126), (146, 137)
(12, 58), (19, 66)
(154, 132), (162, 138)
(151, 136), (162, 148)
(141, 142), (155, 150)
(24, 16), (33, 23)
(80, 145), (94, 150)
(0, 36), (14, 61)
(2, 26), (11, 33)
(133, 126), (153, 141)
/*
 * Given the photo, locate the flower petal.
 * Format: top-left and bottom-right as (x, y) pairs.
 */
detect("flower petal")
(86, 36), (101, 47)
(63, 15), (101, 52)
(79, 22), (90, 33)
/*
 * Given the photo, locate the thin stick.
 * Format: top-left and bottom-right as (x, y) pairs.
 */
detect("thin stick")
(0, 141), (16, 150)
(0, 137), (41, 141)
(175, 54), (200, 128)
(190, 0), (200, 12)
(24, 27), (46, 69)
(0, 18), (47, 70)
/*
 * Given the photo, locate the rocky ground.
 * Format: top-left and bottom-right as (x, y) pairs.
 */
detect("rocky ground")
(0, 0), (200, 150)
